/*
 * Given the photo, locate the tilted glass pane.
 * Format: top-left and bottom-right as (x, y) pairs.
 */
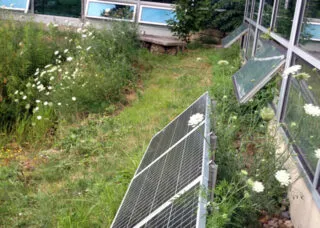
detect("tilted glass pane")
(298, 0), (320, 60)
(233, 39), (285, 102)
(261, 0), (274, 28)
(253, 0), (260, 21)
(222, 23), (248, 48)
(0, 0), (29, 10)
(274, 0), (296, 40)
(139, 6), (175, 25)
(34, 0), (81, 18)
(87, 1), (135, 21)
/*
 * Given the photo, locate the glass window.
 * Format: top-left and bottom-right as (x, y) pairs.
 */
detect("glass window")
(222, 23), (249, 48)
(86, 1), (136, 21)
(274, 0), (296, 39)
(253, 0), (260, 21)
(142, 0), (174, 3)
(139, 6), (175, 25)
(283, 56), (320, 180)
(261, 0), (274, 28)
(34, 0), (81, 18)
(245, 25), (255, 59)
(233, 34), (286, 103)
(298, 0), (320, 60)
(0, 0), (29, 11)
(246, 0), (252, 18)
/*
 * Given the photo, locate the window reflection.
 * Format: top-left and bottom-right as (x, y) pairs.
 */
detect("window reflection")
(35, 0), (81, 18)
(274, 0), (296, 39)
(245, 25), (255, 59)
(261, 0), (274, 28)
(253, 0), (260, 21)
(298, 0), (320, 60)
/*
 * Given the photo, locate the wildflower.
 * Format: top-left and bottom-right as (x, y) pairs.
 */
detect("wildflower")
(50, 76), (55, 81)
(22, 95), (27, 100)
(40, 71), (46, 77)
(54, 50), (59, 55)
(290, 122), (297, 127)
(14, 90), (19, 95)
(275, 170), (291, 186)
(293, 72), (310, 80)
(252, 181), (264, 193)
(188, 113), (204, 128)
(84, 21), (91, 27)
(304, 104), (320, 117)
(58, 102), (61, 106)
(86, 46), (92, 51)
(260, 107), (274, 121)
(76, 45), (82, 49)
(44, 64), (52, 69)
(26, 82), (31, 88)
(315, 148), (320, 159)
(196, 57), (202, 61)
(82, 34), (87, 38)
(25, 104), (30, 109)
(53, 24), (58, 27)
(20, 91), (24, 95)
(37, 116), (42, 120)
(48, 102), (53, 107)
(36, 100), (40, 103)
(72, 97), (76, 101)
(241, 170), (248, 176)
(67, 57), (73, 62)
(64, 49), (69, 54)
(44, 101), (48, 106)
(283, 65), (301, 76)
(218, 60), (229, 65)
(14, 99), (19, 103)
(33, 107), (39, 113)
(48, 86), (52, 90)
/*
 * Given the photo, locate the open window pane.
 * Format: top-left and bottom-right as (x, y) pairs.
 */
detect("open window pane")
(274, 0), (296, 39)
(261, 0), (274, 28)
(0, 0), (29, 12)
(222, 23), (249, 48)
(139, 6), (175, 25)
(86, 1), (136, 21)
(233, 37), (285, 103)
(298, 0), (320, 60)
(35, 0), (81, 18)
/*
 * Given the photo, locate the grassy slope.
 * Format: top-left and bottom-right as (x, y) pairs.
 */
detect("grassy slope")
(0, 46), (240, 227)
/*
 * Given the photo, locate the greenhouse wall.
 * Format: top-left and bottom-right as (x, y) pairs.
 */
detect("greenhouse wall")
(241, 0), (320, 226)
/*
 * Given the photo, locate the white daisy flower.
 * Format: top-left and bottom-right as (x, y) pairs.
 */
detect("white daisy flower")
(72, 97), (76, 101)
(64, 49), (69, 54)
(36, 100), (41, 103)
(54, 51), (59, 55)
(67, 57), (73, 62)
(44, 101), (48, 106)
(86, 46), (92, 51)
(22, 95), (27, 100)
(58, 102), (62, 106)
(25, 104), (30, 109)
(37, 116), (42, 120)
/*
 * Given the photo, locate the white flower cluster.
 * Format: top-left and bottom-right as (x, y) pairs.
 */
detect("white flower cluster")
(218, 60), (229, 65)
(275, 170), (291, 186)
(283, 65), (301, 77)
(252, 181), (264, 193)
(315, 148), (320, 159)
(188, 113), (204, 128)
(304, 104), (320, 117)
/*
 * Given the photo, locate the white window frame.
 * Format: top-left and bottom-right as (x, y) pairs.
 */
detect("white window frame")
(0, 0), (30, 13)
(85, 0), (137, 22)
(138, 5), (174, 26)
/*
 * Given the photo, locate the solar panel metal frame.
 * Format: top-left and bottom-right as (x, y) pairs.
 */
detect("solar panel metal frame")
(111, 92), (211, 228)
(222, 23), (249, 48)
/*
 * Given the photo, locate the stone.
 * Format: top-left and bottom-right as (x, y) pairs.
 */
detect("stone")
(150, 44), (166, 54)
(284, 220), (294, 228)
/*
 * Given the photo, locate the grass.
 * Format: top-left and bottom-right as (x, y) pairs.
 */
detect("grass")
(0, 46), (232, 227)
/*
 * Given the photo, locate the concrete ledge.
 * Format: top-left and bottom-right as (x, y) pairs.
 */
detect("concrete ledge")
(139, 34), (186, 47)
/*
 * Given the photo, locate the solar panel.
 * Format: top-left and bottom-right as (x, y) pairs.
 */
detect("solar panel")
(111, 92), (213, 228)
(232, 40), (286, 103)
(222, 23), (248, 48)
